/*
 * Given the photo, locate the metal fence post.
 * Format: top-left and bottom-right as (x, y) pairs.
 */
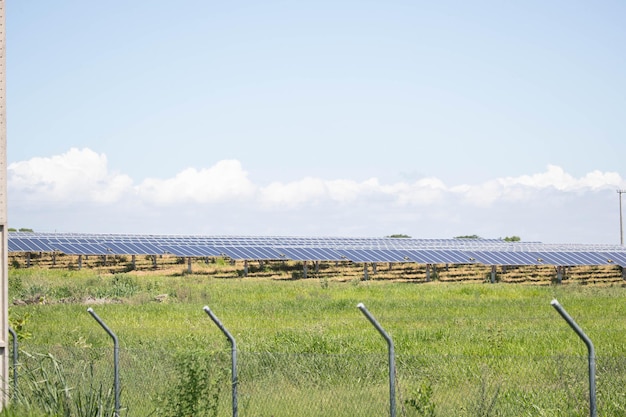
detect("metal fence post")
(87, 308), (120, 417)
(7, 327), (16, 397)
(550, 299), (597, 417)
(203, 306), (238, 417)
(357, 302), (396, 417)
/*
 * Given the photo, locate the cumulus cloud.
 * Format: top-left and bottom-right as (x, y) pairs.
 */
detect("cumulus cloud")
(7, 148), (626, 242)
(8, 148), (133, 203)
(451, 165), (624, 207)
(259, 177), (386, 208)
(136, 160), (256, 205)
(8, 149), (624, 211)
(498, 165), (622, 191)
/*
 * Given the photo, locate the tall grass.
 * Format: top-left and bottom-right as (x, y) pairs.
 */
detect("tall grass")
(5, 351), (115, 417)
(7, 268), (626, 415)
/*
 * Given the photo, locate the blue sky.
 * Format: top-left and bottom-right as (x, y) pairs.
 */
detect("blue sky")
(6, 1), (626, 243)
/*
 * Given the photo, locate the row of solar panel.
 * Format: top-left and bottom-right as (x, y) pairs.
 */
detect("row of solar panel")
(10, 234), (514, 249)
(9, 232), (624, 251)
(7, 233), (626, 266)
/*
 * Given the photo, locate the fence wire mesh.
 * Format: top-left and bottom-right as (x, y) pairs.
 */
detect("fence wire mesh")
(10, 344), (626, 416)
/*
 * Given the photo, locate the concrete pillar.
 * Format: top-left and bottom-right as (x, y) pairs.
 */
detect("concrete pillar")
(0, 2), (10, 404)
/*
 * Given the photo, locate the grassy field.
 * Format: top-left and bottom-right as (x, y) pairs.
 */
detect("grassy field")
(5, 265), (626, 416)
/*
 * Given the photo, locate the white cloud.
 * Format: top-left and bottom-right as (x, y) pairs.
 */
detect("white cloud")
(258, 176), (451, 209)
(136, 160), (256, 205)
(9, 149), (624, 210)
(7, 148), (626, 243)
(387, 177), (447, 206)
(497, 165), (622, 192)
(452, 165), (624, 207)
(259, 177), (387, 208)
(8, 148), (133, 203)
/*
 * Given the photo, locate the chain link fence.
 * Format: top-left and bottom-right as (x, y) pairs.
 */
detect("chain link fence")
(9, 343), (626, 416)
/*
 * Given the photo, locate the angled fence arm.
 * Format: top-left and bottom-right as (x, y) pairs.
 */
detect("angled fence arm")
(357, 302), (396, 417)
(551, 299), (597, 417)
(204, 306), (238, 417)
(87, 308), (120, 417)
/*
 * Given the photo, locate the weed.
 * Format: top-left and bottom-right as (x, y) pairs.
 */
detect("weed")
(9, 311), (32, 341)
(465, 373), (500, 417)
(8, 274), (23, 300)
(404, 381), (436, 417)
(319, 276), (329, 289)
(154, 349), (227, 417)
(92, 275), (140, 299)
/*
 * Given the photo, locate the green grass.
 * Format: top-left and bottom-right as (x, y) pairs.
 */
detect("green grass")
(7, 268), (626, 416)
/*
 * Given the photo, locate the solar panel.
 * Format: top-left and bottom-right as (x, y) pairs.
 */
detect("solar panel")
(279, 247), (346, 261)
(215, 246), (283, 260)
(334, 249), (409, 263)
(9, 237), (54, 252)
(160, 245), (222, 257)
(530, 251), (606, 266)
(467, 251), (543, 266)
(404, 249), (477, 264)
(48, 242), (109, 255)
(601, 252), (626, 267)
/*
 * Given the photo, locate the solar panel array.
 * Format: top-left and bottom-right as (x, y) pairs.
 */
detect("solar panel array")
(8, 232), (626, 267)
